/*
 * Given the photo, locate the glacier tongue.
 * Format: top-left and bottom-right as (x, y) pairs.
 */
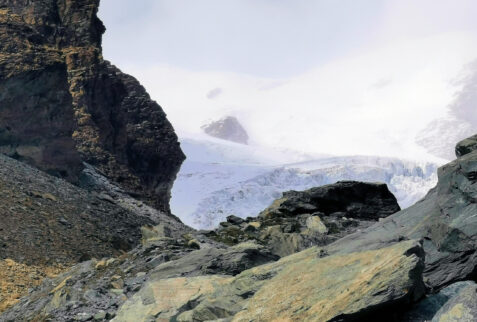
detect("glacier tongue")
(171, 137), (438, 230)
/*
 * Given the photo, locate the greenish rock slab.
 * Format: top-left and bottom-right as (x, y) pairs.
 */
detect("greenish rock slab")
(432, 282), (477, 322)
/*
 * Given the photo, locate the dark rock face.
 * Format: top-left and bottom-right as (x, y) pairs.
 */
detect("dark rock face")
(201, 116), (249, 144)
(456, 134), (477, 158)
(209, 181), (401, 257)
(260, 180), (400, 220)
(0, 0), (185, 212)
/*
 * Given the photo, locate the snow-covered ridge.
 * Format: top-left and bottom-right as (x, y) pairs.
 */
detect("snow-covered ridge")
(171, 137), (438, 230)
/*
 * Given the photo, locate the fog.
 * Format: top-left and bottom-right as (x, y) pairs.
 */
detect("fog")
(99, 0), (477, 161)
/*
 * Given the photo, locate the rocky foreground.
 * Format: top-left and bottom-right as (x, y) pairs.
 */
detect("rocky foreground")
(1, 134), (477, 321)
(1, 0), (477, 321)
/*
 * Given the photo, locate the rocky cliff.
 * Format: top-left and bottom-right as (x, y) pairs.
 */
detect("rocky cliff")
(0, 0), (185, 212)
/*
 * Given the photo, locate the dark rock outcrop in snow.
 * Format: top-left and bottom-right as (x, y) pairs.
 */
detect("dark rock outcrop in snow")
(0, 0), (185, 212)
(201, 116), (249, 144)
(1, 232), (277, 321)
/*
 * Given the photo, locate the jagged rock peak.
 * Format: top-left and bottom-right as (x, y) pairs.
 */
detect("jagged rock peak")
(201, 116), (249, 144)
(0, 0), (185, 212)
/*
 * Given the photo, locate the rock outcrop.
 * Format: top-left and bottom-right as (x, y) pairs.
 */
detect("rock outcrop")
(404, 281), (477, 322)
(1, 234), (277, 320)
(326, 134), (477, 292)
(209, 181), (401, 256)
(201, 116), (249, 144)
(456, 134), (477, 158)
(0, 0), (185, 212)
(112, 240), (424, 321)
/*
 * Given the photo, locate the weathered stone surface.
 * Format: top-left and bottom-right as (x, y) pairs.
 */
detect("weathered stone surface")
(201, 116), (249, 144)
(327, 134), (477, 291)
(456, 134), (477, 158)
(0, 236), (276, 320)
(113, 240), (425, 322)
(432, 282), (477, 322)
(0, 0), (185, 212)
(210, 181), (400, 257)
(404, 281), (477, 321)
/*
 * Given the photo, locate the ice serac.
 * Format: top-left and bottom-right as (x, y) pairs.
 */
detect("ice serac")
(0, 0), (185, 212)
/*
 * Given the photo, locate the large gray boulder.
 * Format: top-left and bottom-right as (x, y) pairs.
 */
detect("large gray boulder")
(456, 134), (477, 158)
(404, 281), (476, 321)
(112, 240), (425, 322)
(327, 134), (477, 291)
(432, 282), (477, 322)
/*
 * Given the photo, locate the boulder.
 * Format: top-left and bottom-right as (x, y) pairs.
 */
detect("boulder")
(259, 180), (400, 220)
(456, 134), (477, 158)
(113, 240), (425, 321)
(327, 134), (477, 291)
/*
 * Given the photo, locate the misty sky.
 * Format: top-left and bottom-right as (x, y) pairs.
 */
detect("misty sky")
(98, 0), (477, 161)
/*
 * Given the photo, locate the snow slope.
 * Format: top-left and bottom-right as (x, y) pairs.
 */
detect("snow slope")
(171, 136), (439, 230)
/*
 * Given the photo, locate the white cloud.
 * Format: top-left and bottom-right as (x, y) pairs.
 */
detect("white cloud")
(117, 31), (476, 161)
(99, 0), (477, 162)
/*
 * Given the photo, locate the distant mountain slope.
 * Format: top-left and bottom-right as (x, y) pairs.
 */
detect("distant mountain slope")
(416, 60), (477, 160)
(171, 137), (438, 229)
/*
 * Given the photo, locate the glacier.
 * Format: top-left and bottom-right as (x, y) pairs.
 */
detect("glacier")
(171, 136), (439, 230)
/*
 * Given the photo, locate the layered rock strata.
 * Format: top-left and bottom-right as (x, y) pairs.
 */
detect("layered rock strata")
(0, 0), (185, 212)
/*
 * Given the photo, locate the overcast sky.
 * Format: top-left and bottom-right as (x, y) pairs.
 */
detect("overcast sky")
(98, 1), (477, 161)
